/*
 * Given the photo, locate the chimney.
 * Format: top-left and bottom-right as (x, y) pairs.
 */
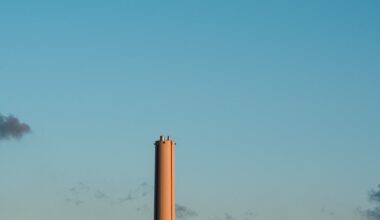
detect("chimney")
(154, 135), (176, 220)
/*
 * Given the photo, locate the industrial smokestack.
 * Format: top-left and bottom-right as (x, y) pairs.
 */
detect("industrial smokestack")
(154, 135), (175, 220)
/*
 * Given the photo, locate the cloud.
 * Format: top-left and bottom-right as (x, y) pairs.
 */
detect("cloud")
(64, 181), (152, 206)
(209, 210), (257, 220)
(94, 190), (109, 199)
(68, 182), (90, 194)
(65, 182), (92, 205)
(364, 207), (380, 220)
(244, 210), (254, 217)
(118, 181), (152, 203)
(321, 207), (335, 217)
(211, 213), (242, 220)
(243, 210), (256, 219)
(362, 184), (380, 220)
(224, 213), (236, 220)
(65, 198), (84, 206)
(176, 204), (198, 219)
(119, 193), (135, 203)
(370, 185), (380, 203)
(0, 114), (31, 140)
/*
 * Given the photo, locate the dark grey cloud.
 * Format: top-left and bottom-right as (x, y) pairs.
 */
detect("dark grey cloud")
(365, 207), (380, 220)
(363, 184), (380, 220)
(176, 204), (198, 219)
(0, 114), (31, 140)
(370, 185), (380, 203)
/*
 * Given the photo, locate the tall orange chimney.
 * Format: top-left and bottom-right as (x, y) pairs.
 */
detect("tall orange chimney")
(154, 135), (175, 220)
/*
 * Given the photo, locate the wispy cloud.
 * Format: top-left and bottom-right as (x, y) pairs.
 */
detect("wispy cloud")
(64, 181), (152, 206)
(118, 181), (152, 203)
(176, 204), (198, 219)
(321, 207), (335, 217)
(65, 198), (84, 206)
(243, 210), (256, 219)
(365, 207), (380, 220)
(370, 185), (380, 203)
(65, 182), (91, 206)
(0, 114), (30, 140)
(119, 192), (135, 203)
(224, 213), (236, 220)
(362, 184), (380, 220)
(209, 210), (257, 220)
(94, 190), (109, 199)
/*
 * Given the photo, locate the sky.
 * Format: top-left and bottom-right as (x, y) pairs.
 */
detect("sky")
(1, 0), (380, 220)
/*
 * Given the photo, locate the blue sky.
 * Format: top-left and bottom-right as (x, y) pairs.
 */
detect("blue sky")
(1, 1), (380, 220)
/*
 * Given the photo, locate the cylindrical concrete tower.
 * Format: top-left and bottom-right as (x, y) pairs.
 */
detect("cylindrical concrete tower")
(154, 135), (175, 220)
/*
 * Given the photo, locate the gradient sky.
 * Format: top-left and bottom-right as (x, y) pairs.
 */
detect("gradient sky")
(1, 1), (380, 220)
